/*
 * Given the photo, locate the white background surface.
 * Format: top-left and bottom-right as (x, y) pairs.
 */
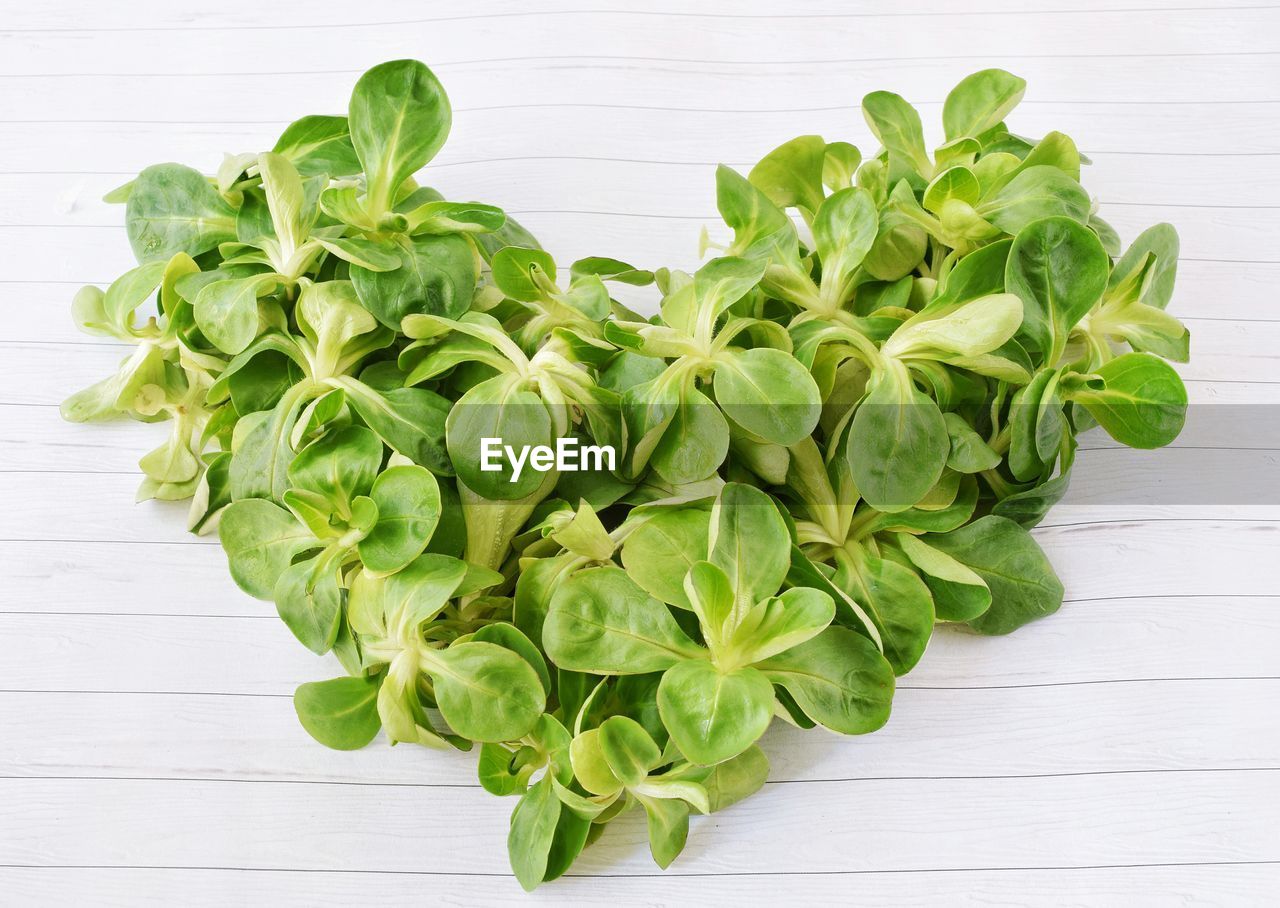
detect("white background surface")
(1, 1), (1278, 904)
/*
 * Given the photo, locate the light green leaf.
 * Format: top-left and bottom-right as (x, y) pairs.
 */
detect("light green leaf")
(657, 660), (774, 765)
(218, 498), (315, 599)
(125, 163), (236, 263)
(293, 675), (382, 750)
(544, 566), (704, 674)
(1068, 352), (1187, 448)
(942, 69), (1027, 141)
(358, 464), (442, 574)
(757, 626), (895, 734)
(425, 641), (546, 742)
(349, 59), (451, 216)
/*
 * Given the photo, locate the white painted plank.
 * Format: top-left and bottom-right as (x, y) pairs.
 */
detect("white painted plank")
(8, 148), (1280, 214)
(0, 81), (1275, 180)
(5, 170), (1278, 271)
(2, 773), (1275, 874)
(1, 518), (1272, 618)
(3, 461), (1278, 552)
(2, 0), (1264, 32)
(11, 165), (1280, 232)
(0, 197), (1271, 289)
(2, 680), (1276, 786)
(1, 590), (1275, 697)
(2, 863), (1276, 908)
(1, 6), (1276, 78)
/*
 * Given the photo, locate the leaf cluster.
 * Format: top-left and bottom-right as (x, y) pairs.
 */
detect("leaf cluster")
(64, 62), (1189, 888)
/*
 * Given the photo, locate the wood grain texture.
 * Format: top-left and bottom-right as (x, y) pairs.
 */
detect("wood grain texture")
(0, 0), (1276, 903)
(1, 863), (1277, 908)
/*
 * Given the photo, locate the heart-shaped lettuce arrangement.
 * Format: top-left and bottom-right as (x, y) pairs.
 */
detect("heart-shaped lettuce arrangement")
(64, 60), (1188, 889)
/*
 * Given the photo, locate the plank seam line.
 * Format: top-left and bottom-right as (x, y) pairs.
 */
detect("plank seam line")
(2, 594), (1274, 620)
(3, 4), (1280, 32)
(1, 678), (1277, 697)
(2, 767), (1276, 790)
(0, 860), (1275, 878)
(3, 146), (1280, 174)
(0, 49), (1278, 71)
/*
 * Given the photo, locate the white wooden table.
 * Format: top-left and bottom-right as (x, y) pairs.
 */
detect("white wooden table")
(1, 1), (1277, 904)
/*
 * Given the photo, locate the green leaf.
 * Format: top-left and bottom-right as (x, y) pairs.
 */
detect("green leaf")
(657, 660), (775, 765)
(507, 775), (561, 891)
(812, 187), (878, 306)
(923, 166), (981, 213)
(729, 586), (835, 665)
(472, 622), (553, 696)
(697, 745), (770, 812)
(837, 551), (935, 675)
(929, 515), (1064, 635)
(822, 141), (862, 191)
(274, 553), (344, 654)
(347, 553), (468, 637)
(714, 348), (820, 445)
(1111, 223), (1180, 311)
(337, 379), (452, 475)
(757, 626), (895, 734)
(748, 134), (828, 216)
(405, 200), (506, 235)
(598, 715), (662, 786)
(102, 261), (168, 331)
(570, 727), (625, 797)
(684, 560), (736, 650)
(942, 69), (1027, 141)
(424, 640), (546, 742)
(544, 566), (704, 674)
(1006, 215), (1109, 361)
(293, 675), (382, 750)
(620, 507), (711, 609)
(892, 533), (991, 623)
(694, 255), (767, 318)
(650, 385), (729, 484)
(715, 165), (794, 258)
(708, 483), (791, 613)
(229, 386), (315, 501)
(351, 232), (475, 330)
(218, 499), (316, 599)
(943, 412), (1001, 473)
(491, 246), (558, 302)
(288, 425), (383, 505)
(272, 115), (361, 178)
(258, 152), (314, 253)
(313, 236), (401, 271)
(639, 794), (691, 869)
(446, 375), (553, 500)
(1069, 352), (1188, 448)
(845, 362), (949, 513)
(884, 293), (1023, 361)
(193, 273), (279, 355)
(349, 59), (451, 216)
(125, 163), (236, 263)
(861, 90), (931, 176)
(979, 167), (1090, 236)
(358, 464), (442, 574)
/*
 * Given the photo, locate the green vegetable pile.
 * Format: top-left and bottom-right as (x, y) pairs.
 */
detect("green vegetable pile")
(63, 61), (1189, 887)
